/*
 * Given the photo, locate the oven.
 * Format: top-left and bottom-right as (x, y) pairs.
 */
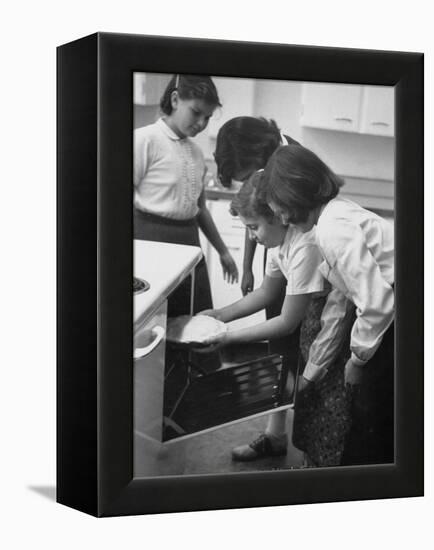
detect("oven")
(161, 345), (297, 443)
(133, 240), (298, 450)
(133, 298), (167, 442)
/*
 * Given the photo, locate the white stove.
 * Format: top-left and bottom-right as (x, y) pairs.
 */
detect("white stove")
(133, 240), (202, 330)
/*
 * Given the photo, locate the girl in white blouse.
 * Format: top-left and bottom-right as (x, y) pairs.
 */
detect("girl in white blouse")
(262, 144), (394, 465)
(200, 173), (335, 462)
(134, 75), (238, 317)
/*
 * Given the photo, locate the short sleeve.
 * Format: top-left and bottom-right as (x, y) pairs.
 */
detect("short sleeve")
(265, 248), (285, 279)
(286, 243), (324, 295)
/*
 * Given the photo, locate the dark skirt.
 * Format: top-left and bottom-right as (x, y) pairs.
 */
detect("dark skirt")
(292, 296), (353, 467)
(134, 208), (213, 316)
(341, 321), (395, 465)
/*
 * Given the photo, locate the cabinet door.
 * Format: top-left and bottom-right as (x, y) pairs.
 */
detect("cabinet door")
(204, 200), (265, 330)
(207, 198), (245, 235)
(301, 82), (363, 133)
(133, 73), (171, 106)
(359, 86), (395, 137)
(207, 234), (266, 331)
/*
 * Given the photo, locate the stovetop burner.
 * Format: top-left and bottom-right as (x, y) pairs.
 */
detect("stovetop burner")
(133, 276), (150, 294)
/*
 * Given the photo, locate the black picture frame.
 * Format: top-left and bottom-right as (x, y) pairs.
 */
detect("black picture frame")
(57, 32), (424, 517)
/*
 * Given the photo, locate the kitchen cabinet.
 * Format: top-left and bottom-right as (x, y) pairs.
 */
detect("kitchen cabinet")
(301, 82), (394, 136)
(301, 83), (363, 133)
(133, 72), (171, 106)
(359, 86), (394, 136)
(200, 199), (266, 331)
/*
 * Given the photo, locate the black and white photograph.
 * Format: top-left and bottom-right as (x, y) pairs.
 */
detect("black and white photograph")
(3, 0), (431, 545)
(54, 30), (422, 520)
(132, 72), (395, 477)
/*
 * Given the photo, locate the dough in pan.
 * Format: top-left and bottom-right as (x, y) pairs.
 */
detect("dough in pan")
(167, 314), (226, 344)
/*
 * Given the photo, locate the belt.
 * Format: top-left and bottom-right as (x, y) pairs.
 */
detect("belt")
(134, 209), (197, 227)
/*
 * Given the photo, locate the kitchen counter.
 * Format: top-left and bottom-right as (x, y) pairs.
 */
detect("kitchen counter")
(134, 240), (202, 329)
(205, 185), (237, 201)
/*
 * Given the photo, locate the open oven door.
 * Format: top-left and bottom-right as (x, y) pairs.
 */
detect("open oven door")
(162, 349), (299, 443)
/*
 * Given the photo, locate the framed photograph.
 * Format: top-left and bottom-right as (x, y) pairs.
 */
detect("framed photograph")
(57, 32), (423, 517)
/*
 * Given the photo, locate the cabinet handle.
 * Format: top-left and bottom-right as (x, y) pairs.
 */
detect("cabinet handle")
(371, 121), (389, 126)
(334, 117), (353, 122)
(227, 246), (241, 251)
(134, 325), (165, 360)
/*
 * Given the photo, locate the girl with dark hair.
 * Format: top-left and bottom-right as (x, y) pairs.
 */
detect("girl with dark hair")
(214, 117), (300, 298)
(262, 144), (395, 465)
(134, 74), (238, 317)
(214, 117), (284, 188)
(200, 172), (334, 462)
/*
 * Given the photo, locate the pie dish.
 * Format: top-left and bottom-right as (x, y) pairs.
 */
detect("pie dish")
(166, 314), (226, 345)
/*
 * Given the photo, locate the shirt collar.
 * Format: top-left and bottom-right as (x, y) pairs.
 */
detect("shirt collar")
(156, 117), (184, 141)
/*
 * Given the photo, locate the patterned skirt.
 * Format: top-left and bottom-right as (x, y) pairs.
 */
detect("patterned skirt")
(292, 296), (353, 467)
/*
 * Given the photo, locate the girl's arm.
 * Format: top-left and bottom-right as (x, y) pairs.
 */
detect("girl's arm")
(201, 280), (311, 347)
(303, 287), (354, 382)
(305, 221), (394, 383)
(337, 232), (394, 366)
(196, 192), (238, 283)
(223, 293), (311, 345)
(203, 275), (285, 323)
(241, 231), (257, 295)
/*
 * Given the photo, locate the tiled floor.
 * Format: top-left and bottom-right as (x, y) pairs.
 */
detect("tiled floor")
(135, 410), (304, 477)
(134, 343), (304, 478)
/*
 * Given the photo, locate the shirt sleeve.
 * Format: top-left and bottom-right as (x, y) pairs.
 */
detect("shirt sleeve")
(286, 243), (324, 295)
(265, 249), (285, 279)
(332, 222), (394, 364)
(303, 287), (354, 382)
(133, 129), (151, 188)
(305, 219), (394, 381)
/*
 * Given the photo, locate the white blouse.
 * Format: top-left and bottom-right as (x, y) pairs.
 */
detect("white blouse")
(303, 197), (394, 382)
(133, 118), (206, 220)
(265, 225), (324, 296)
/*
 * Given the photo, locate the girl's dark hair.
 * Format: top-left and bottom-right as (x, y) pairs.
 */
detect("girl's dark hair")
(230, 171), (276, 223)
(160, 74), (221, 115)
(261, 145), (344, 224)
(214, 117), (286, 188)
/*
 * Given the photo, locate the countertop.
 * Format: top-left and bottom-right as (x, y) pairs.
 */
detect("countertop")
(134, 240), (202, 329)
(205, 185), (237, 201)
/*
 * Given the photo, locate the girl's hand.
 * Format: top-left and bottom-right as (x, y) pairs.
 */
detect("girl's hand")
(241, 269), (254, 296)
(344, 358), (364, 386)
(220, 251), (239, 284)
(194, 330), (228, 353)
(297, 376), (312, 393)
(202, 331), (228, 347)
